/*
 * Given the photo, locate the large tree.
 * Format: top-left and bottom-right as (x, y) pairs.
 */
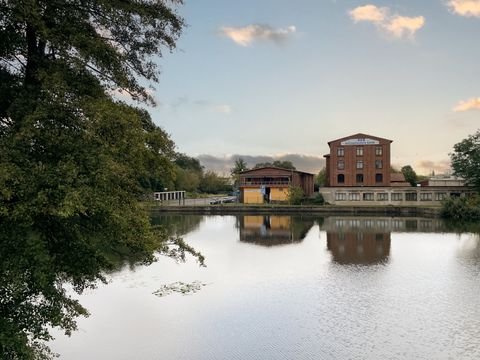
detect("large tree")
(401, 165), (418, 187)
(0, 1), (201, 358)
(450, 130), (480, 190)
(231, 157), (249, 175)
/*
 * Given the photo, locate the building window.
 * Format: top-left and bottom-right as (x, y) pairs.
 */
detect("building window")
(377, 193), (388, 201)
(356, 147), (364, 156)
(337, 174), (345, 183)
(356, 174), (364, 183)
(337, 147), (344, 157)
(406, 192), (417, 201)
(420, 193), (432, 201)
(375, 173), (383, 183)
(335, 192), (347, 201)
(375, 146), (383, 156)
(356, 160), (363, 169)
(363, 193), (374, 201)
(435, 192), (447, 201)
(391, 193), (403, 201)
(375, 160), (383, 169)
(337, 160), (345, 170)
(349, 193), (360, 201)
(375, 233), (384, 241)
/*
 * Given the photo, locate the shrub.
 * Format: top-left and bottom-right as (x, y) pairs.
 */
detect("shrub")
(287, 186), (305, 205)
(441, 195), (480, 220)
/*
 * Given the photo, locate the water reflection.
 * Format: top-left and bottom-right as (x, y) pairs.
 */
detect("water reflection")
(325, 224), (391, 265)
(322, 216), (448, 233)
(46, 214), (480, 360)
(150, 212), (203, 237)
(0, 214), (202, 359)
(237, 215), (315, 247)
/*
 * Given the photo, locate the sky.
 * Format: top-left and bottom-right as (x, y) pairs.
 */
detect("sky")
(142, 0), (480, 175)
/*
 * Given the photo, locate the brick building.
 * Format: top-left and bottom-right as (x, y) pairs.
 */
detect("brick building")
(324, 133), (392, 187)
(239, 167), (314, 204)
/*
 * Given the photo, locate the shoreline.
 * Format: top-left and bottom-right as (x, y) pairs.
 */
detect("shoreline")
(146, 204), (442, 217)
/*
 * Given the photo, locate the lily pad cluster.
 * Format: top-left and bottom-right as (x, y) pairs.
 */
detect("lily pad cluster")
(153, 281), (207, 297)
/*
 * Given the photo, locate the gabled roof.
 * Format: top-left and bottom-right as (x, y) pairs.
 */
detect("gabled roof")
(328, 133), (393, 146)
(239, 166), (314, 176)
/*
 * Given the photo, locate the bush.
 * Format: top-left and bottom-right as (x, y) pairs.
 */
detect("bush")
(287, 185), (305, 205)
(441, 195), (480, 220)
(302, 193), (325, 205)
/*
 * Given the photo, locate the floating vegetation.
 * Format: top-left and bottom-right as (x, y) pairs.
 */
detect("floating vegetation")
(153, 281), (207, 297)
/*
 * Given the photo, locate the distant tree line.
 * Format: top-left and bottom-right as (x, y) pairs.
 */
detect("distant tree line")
(172, 153), (232, 194)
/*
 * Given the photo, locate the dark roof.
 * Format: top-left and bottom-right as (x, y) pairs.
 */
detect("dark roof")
(390, 173), (407, 182)
(239, 166), (314, 176)
(328, 133), (393, 146)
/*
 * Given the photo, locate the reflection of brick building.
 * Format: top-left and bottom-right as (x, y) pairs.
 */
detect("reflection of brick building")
(327, 231), (391, 265)
(324, 133), (392, 187)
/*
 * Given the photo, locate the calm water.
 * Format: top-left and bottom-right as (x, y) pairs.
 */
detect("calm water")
(50, 215), (480, 359)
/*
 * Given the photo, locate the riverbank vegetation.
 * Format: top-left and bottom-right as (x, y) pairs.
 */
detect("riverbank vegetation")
(440, 130), (480, 221)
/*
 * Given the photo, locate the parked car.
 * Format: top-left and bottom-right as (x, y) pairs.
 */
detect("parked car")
(209, 196), (237, 205)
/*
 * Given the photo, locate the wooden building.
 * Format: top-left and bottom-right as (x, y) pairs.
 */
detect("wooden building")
(239, 167), (314, 204)
(324, 133), (392, 187)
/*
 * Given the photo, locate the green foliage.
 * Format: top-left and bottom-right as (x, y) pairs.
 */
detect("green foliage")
(175, 154), (204, 174)
(401, 165), (418, 186)
(254, 160), (296, 170)
(308, 193), (325, 205)
(0, 0), (195, 358)
(315, 167), (327, 188)
(199, 171), (232, 194)
(441, 195), (480, 221)
(450, 130), (480, 190)
(287, 185), (305, 205)
(230, 158), (249, 188)
(231, 157), (249, 175)
(174, 166), (201, 192)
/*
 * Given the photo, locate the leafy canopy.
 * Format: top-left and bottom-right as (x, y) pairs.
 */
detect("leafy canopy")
(231, 157), (249, 175)
(401, 165), (418, 187)
(450, 130), (480, 190)
(0, 0), (202, 358)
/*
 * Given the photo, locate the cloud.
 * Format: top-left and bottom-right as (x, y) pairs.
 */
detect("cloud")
(212, 104), (232, 114)
(416, 159), (451, 174)
(170, 97), (232, 114)
(383, 15), (425, 38)
(453, 97), (480, 112)
(197, 154), (325, 175)
(349, 4), (425, 39)
(349, 4), (387, 23)
(219, 24), (296, 46)
(447, 0), (480, 17)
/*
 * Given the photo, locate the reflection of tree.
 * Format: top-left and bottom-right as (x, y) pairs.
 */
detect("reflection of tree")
(150, 213), (204, 238)
(238, 215), (315, 247)
(0, 219), (202, 359)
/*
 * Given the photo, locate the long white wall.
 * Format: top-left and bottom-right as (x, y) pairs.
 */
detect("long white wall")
(320, 186), (473, 206)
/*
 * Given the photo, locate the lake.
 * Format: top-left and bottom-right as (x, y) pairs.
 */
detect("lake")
(50, 214), (480, 359)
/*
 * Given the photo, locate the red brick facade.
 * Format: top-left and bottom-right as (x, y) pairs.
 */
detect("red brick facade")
(324, 133), (392, 187)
